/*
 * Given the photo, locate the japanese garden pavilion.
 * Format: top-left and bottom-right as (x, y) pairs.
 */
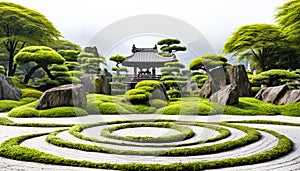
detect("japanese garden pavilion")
(122, 44), (178, 80)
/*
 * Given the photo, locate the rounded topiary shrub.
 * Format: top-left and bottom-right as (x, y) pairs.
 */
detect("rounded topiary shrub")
(167, 89), (181, 98)
(251, 69), (300, 87)
(135, 80), (163, 89)
(125, 89), (150, 104)
(21, 89), (43, 99)
(136, 86), (155, 93)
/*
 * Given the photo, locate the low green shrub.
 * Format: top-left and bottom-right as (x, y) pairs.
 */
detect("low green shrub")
(164, 80), (188, 87)
(21, 88), (43, 98)
(135, 80), (163, 89)
(156, 99), (215, 115)
(136, 86), (155, 92)
(167, 89), (181, 98)
(125, 89), (150, 104)
(49, 64), (69, 71)
(252, 69), (300, 87)
(161, 75), (188, 81)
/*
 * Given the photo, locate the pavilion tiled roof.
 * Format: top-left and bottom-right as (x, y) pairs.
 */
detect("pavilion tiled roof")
(122, 45), (177, 68)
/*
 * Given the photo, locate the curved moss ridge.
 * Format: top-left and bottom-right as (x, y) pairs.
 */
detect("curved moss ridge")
(68, 120), (230, 147)
(48, 122), (261, 156)
(8, 101), (88, 118)
(0, 117), (73, 127)
(0, 125), (292, 170)
(101, 122), (195, 143)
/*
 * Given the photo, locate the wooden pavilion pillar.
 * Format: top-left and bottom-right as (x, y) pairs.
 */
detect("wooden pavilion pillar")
(152, 67), (156, 78)
(134, 67), (137, 77)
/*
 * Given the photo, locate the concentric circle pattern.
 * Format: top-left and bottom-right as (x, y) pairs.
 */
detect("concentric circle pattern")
(1, 114), (300, 170)
(100, 122), (195, 143)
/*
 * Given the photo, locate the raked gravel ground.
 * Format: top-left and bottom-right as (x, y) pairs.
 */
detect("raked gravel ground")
(0, 113), (300, 170)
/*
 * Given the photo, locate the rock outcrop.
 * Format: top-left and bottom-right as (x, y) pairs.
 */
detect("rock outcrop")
(277, 90), (300, 105)
(94, 70), (112, 95)
(0, 76), (21, 100)
(209, 84), (239, 105)
(150, 85), (169, 101)
(199, 65), (252, 98)
(255, 84), (300, 105)
(225, 65), (252, 97)
(36, 84), (86, 110)
(199, 66), (226, 98)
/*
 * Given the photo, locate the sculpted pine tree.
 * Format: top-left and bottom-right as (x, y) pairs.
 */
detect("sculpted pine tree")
(0, 2), (61, 76)
(223, 24), (284, 71)
(157, 38), (186, 54)
(14, 46), (65, 84)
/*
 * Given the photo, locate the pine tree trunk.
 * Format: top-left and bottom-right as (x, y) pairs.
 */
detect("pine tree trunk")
(42, 65), (56, 80)
(23, 65), (42, 84)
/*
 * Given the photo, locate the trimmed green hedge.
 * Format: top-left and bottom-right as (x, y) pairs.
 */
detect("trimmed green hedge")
(100, 122), (195, 143)
(125, 89), (150, 104)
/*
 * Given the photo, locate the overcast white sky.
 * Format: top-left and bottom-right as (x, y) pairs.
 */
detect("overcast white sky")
(8, 0), (286, 53)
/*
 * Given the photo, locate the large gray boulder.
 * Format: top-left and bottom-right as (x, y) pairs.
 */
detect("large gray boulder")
(150, 85), (169, 101)
(36, 84), (86, 110)
(255, 84), (288, 104)
(209, 84), (239, 105)
(0, 76), (21, 100)
(80, 75), (96, 93)
(199, 65), (251, 98)
(95, 70), (112, 95)
(255, 84), (300, 105)
(277, 90), (300, 105)
(225, 65), (252, 97)
(199, 66), (226, 98)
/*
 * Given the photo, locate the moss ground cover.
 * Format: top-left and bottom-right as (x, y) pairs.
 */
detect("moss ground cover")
(8, 101), (88, 118)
